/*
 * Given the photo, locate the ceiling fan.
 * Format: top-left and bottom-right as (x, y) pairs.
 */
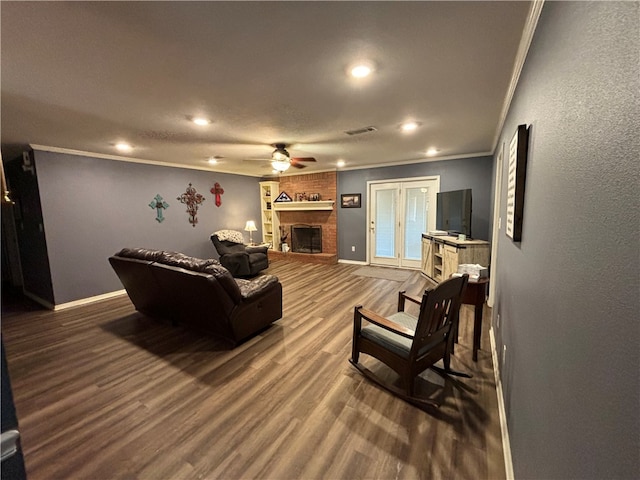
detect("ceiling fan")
(249, 143), (317, 172)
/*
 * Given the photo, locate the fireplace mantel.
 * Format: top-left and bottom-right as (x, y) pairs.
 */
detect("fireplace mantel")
(273, 201), (334, 211)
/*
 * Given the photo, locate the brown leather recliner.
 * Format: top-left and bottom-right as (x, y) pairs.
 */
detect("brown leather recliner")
(210, 232), (269, 277)
(108, 248), (282, 345)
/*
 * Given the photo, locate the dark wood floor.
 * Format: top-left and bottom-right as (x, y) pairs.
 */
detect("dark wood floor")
(1, 260), (505, 480)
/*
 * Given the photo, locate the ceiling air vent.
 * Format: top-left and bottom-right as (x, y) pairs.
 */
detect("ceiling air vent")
(344, 126), (377, 136)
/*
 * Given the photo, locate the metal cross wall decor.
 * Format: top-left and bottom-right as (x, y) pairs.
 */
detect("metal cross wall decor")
(210, 182), (224, 207)
(149, 194), (169, 223)
(177, 183), (205, 227)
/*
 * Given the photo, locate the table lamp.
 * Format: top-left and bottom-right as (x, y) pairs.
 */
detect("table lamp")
(244, 220), (257, 245)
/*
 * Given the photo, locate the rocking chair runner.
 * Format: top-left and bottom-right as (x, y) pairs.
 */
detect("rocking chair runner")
(350, 274), (470, 408)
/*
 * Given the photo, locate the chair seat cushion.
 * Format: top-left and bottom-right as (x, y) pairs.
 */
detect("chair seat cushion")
(361, 312), (441, 359)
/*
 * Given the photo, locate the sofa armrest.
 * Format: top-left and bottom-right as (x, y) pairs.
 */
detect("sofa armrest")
(246, 245), (268, 254)
(225, 251), (249, 260)
(236, 275), (279, 300)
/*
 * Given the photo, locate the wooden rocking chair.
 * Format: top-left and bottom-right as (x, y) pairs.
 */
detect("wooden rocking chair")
(350, 274), (470, 408)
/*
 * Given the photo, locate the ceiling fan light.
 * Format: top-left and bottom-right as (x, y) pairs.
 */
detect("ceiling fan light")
(351, 64), (372, 78)
(426, 148), (439, 156)
(271, 160), (291, 172)
(192, 117), (211, 126)
(401, 121), (419, 132)
(115, 142), (132, 152)
(272, 150), (288, 161)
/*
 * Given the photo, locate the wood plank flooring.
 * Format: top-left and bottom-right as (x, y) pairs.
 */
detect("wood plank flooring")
(1, 260), (505, 480)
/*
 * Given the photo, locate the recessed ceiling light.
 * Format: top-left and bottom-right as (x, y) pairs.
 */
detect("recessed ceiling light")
(426, 148), (439, 156)
(192, 117), (211, 126)
(208, 157), (218, 165)
(401, 122), (420, 132)
(115, 142), (132, 152)
(336, 159), (346, 168)
(350, 64), (373, 78)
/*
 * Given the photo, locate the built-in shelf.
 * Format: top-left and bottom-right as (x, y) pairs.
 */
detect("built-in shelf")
(259, 181), (280, 251)
(273, 201), (334, 211)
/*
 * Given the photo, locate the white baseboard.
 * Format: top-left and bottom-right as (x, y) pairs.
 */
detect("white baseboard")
(23, 289), (128, 311)
(338, 259), (368, 265)
(490, 326), (515, 480)
(53, 289), (127, 311)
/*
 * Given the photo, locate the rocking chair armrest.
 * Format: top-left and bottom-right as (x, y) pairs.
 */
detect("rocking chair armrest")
(397, 290), (422, 312)
(401, 292), (422, 306)
(356, 307), (415, 339)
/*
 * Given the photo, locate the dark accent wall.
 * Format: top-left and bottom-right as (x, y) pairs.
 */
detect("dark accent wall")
(337, 156), (493, 261)
(4, 153), (54, 304)
(492, 2), (639, 479)
(23, 150), (262, 305)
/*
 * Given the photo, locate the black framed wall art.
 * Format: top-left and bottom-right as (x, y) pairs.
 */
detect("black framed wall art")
(341, 193), (361, 208)
(506, 124), (530, 241)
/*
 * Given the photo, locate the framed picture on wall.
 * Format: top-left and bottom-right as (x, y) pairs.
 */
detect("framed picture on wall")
(506, 124), (530, 241)
(341, 193), (361, 208)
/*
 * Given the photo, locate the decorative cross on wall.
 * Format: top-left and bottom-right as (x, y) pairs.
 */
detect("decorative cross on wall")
(177, 183), (205, 227)
(210, 182), (224, 207)
(149, 194), (169, 223)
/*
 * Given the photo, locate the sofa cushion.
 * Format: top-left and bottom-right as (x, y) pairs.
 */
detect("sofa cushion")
(116, 247), (164, 262)
(159, 251), (220, 271)
(236, 275), (279, 300)
(201, 263), (243, 302)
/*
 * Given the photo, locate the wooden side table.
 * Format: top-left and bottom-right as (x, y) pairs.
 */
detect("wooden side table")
(457, 277), (489, 362)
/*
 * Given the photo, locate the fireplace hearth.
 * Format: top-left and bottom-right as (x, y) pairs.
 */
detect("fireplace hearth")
(291, 224), (322, 254)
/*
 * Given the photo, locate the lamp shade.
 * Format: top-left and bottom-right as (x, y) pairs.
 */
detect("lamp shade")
(244, 220), (257, 232)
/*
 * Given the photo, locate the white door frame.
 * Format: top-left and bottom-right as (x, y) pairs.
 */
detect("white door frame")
(369, 182), (401, 267)
(366, 175), (440, 267)
(488, 145), (504, 307)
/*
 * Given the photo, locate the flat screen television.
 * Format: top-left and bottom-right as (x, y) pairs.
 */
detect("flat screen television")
(436, 189), (472, 237)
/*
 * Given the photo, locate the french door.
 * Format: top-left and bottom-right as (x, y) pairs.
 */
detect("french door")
(369, 177), (439, 268)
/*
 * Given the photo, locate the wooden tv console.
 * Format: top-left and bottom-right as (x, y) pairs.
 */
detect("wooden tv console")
(421, 233), (490, 283)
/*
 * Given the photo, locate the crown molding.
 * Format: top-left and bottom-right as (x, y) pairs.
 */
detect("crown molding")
(491, 0), (545, 154)
(29, 144), (493, 178)
(29, 143), (225, 172)
(337, 151), (493, 172)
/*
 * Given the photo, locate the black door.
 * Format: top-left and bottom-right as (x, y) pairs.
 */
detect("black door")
(1, 339), (27, 479)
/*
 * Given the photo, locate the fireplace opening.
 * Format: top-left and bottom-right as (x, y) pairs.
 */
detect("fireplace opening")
(291, 224), (322, 254)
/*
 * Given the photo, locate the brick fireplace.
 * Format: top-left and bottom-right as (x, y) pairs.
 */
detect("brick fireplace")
(271, 171), (337, 264)
(291, 224), (322, 253)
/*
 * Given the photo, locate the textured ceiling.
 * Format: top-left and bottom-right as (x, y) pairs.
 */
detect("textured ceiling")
(1, 1), (531, 177)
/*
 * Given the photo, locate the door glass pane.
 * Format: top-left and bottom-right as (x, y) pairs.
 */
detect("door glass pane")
(375, 189), (396, 257)
(403, 187), (428, 260)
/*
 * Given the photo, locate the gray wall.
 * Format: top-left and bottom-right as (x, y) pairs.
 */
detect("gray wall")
(337, 155), (493, 261)
(31, 150), (262, 304)
(492, 2), (639, 479)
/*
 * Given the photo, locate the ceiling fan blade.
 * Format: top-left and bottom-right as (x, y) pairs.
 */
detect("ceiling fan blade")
(290, 162), (307, 169)
(291, 157), (316, 162)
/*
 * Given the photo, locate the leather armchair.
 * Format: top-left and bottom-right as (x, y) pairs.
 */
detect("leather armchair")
(211, 231), (269, 277)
